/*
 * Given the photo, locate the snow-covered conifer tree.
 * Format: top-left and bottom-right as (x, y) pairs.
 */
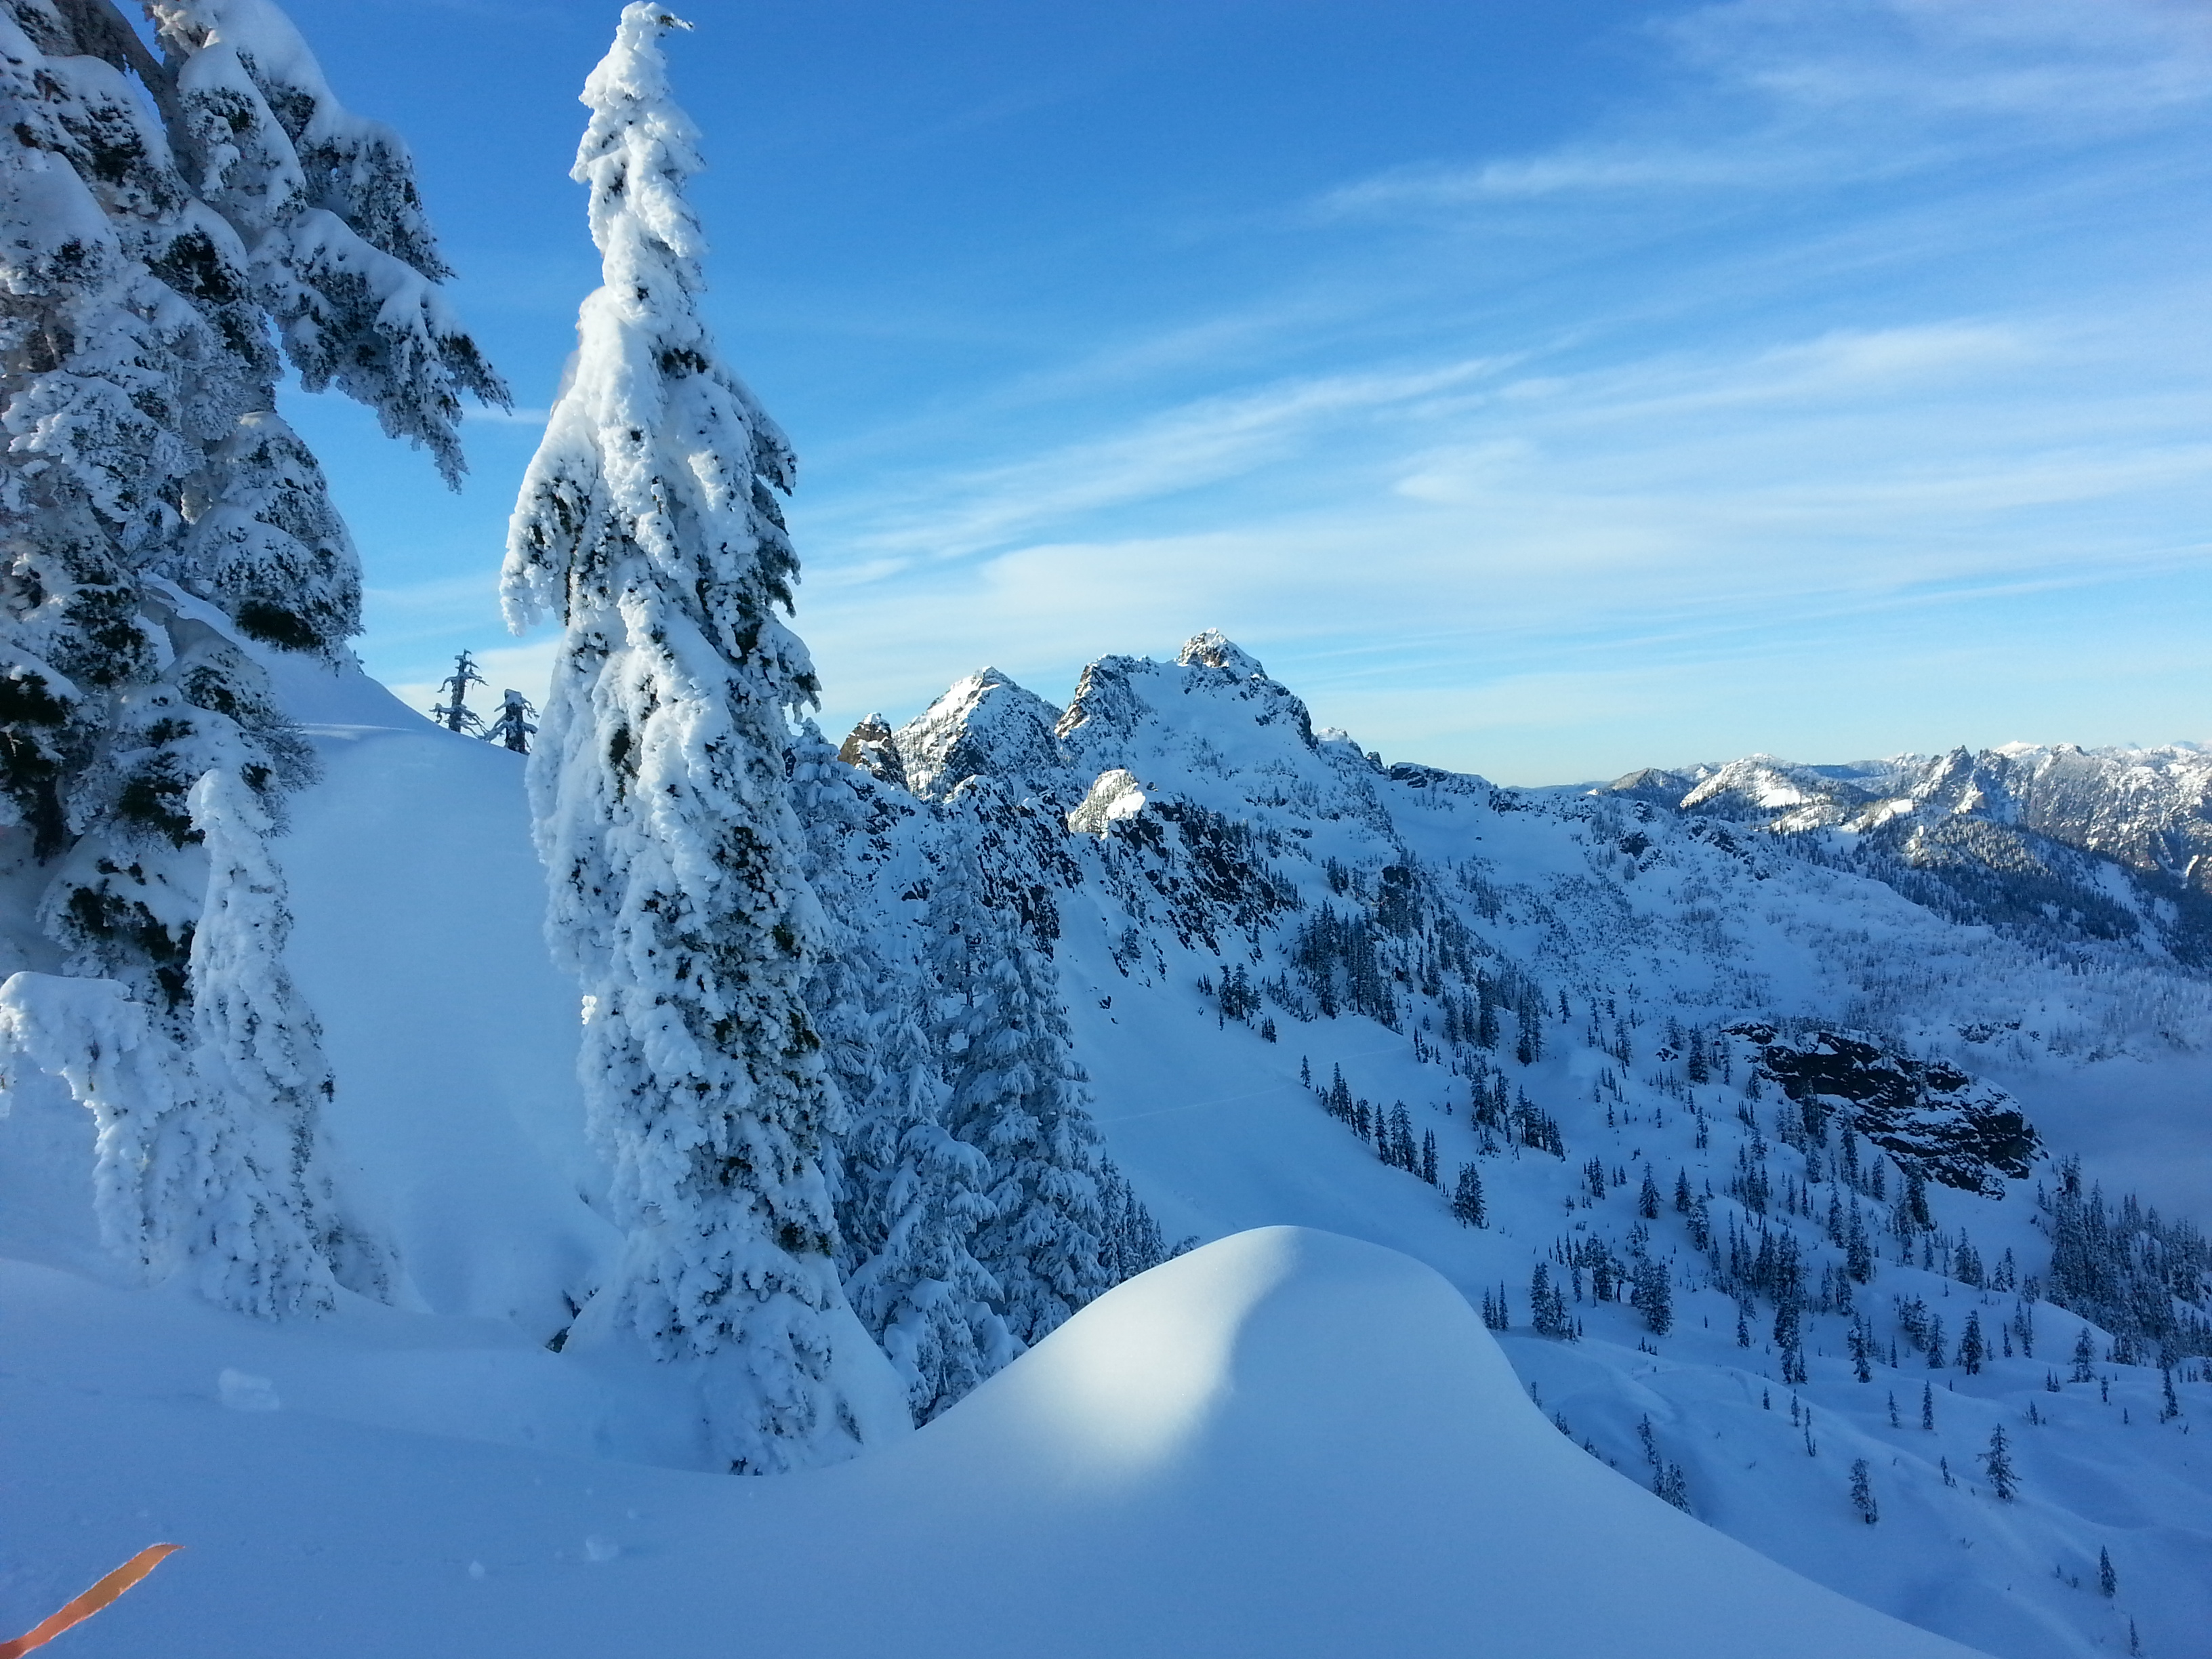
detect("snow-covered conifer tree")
(0, 967), (182, 1272)
(1, 0), (495, 1312)
(1980, 1423), (2018, 1500)
(500, 4), (893, 1472)
(1849, 1458), (1879, 1525)
(1450, 1162), (1487, 1227)
(0, 766), (373, 1316)
(1631, 1254), (1673, 1336)
(483, 688), (535, 754)
(792, 731), (1006, 1422)
(3, 1), (503, 942)
(176, 764), (369, 1313)
(930, 794), (1109, 1346)
(430, 649), (486, 733)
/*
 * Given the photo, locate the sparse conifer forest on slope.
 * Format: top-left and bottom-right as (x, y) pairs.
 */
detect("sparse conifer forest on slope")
(1, 5), (2206, 1658)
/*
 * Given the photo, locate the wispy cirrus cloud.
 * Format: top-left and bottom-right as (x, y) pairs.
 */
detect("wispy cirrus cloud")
(1670, 0), (2212, 123)
(1319, 0), (2212, 222)
(1316, 148), (1809, 214)
(807, 356), (1513, 565)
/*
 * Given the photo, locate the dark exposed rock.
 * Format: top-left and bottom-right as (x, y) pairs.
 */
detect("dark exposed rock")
(1734, 1027), (2040, 1195)
(836, 712), (907, 791)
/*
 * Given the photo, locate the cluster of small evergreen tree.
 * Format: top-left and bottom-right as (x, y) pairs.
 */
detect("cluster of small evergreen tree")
(425, 648), (536, 753)
(2042, 1158), (2212, 1361)
(1547, 1227), (1675, 1336)
(1469, 1063), (1565, 1156)
(1307, 1063), (1442, 1185)
(1637, 1416), (1690, 1511)
(1290, 901), (1396, 1026)
(1528, 1263), (1576, 1338)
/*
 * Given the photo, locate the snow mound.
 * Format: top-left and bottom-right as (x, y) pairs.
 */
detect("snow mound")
(825, 1225), (1983, 1659)
(3, 1227), (1980, 1658)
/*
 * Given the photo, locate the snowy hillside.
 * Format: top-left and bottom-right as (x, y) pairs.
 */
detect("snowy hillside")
(4, 631), (2209, 1658)
(5, 1228), (1990, 1659)
(2, 3), (2206, 1654)
(838, 630), (2212, 1659)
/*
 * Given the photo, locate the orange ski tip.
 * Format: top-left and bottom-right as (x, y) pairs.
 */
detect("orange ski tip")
(0, 1543), (182, 1659)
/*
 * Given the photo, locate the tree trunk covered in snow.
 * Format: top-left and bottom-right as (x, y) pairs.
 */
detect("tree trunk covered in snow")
(502, 3), (893, 1473)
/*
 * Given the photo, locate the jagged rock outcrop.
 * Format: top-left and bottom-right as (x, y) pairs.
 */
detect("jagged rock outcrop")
(838, 714), (909, 791)
(893, 670), (1073, 803)
(1735, 1027), (2040, 1195)
(1067, 771), (1147, 838)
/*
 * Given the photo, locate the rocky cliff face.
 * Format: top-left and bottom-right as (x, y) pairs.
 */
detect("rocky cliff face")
(1734, 1026), (2041, 1195)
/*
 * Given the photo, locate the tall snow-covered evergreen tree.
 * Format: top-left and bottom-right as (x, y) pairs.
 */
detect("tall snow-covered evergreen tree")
(1, 0), (498, 1313)
(501, 4), (894, 1473)
(930, 793), (1109, 1347)
(176, 764), (371, 1313)
(0, 766), (375, 1315)
(792, 729), (1007, 1422)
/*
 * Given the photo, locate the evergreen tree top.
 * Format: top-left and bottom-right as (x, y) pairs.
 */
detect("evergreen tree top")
(501, 3), (805, 712)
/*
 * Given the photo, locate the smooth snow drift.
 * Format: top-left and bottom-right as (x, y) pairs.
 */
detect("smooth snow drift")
(1, 1227), (1978, 1658)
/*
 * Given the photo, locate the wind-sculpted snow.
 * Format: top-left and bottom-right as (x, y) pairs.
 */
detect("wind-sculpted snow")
(0, 1229), (1981, 1658)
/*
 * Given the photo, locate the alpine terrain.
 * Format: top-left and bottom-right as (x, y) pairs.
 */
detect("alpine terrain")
(1, 5), (2205, 1658)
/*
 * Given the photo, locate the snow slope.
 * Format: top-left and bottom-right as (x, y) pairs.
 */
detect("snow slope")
(267, 655), (613, 1340)
(6, 644), (2210, 1659)
(865, 632), (2212, 1658)
(1, 1227), (1980, 1659)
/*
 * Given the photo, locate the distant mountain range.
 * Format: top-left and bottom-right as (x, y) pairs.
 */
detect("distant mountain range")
(1604, 743), (2212, 966)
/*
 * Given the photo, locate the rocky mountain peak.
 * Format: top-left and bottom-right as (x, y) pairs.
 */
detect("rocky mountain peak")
(892, 668), (1071, 802)
(836, 712), (906, 790)
(1175, 630), (1266, 679)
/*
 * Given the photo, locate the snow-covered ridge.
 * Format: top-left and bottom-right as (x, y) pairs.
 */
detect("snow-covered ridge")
(830, 630), (2212, 1658)
(1603, 743), (2212, 968)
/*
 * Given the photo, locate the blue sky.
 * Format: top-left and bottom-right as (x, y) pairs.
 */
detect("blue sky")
(281, 0), (2212, 784)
